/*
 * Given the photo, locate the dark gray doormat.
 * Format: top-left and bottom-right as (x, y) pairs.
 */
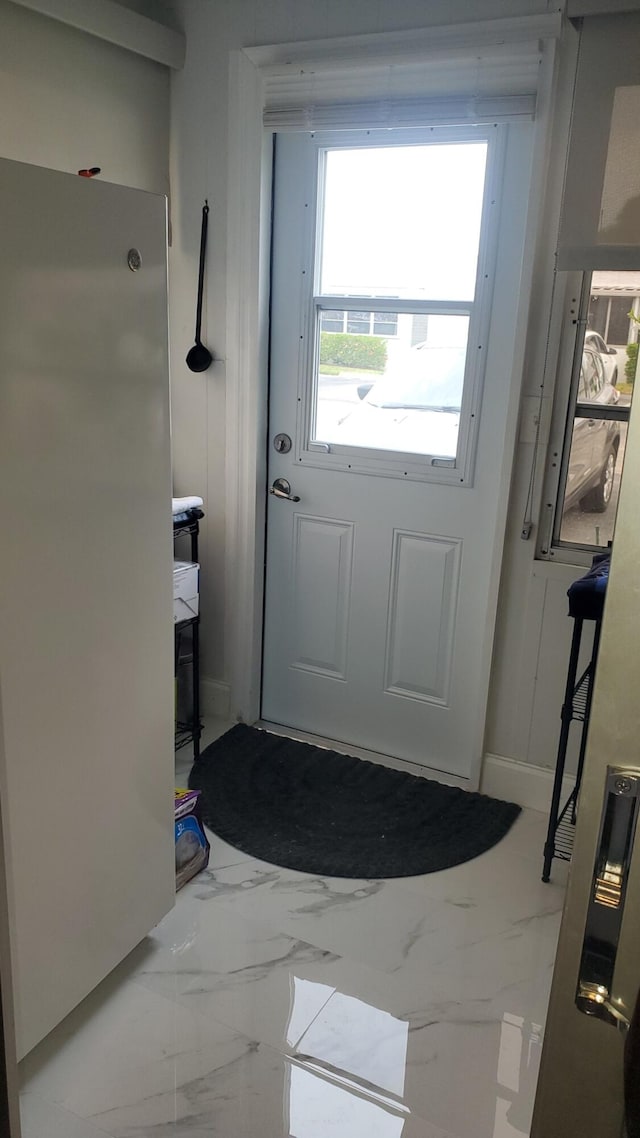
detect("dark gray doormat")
(188, 724), (521, 878)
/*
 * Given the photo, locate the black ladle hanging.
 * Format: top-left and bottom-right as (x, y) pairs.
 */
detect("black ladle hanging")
(186, 200), (213, 372)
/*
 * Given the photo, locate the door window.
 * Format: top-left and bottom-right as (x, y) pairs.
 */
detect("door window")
(301, 130), (498, 481)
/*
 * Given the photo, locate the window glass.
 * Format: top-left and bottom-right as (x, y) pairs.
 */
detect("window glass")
(372, 314), (398, 337)
(320, 310), (399, 337)
(553, 270), (636, 552)
(312, 138), (491, 464)
(320, 310), (345, 333)
(315, 314), (469, 458)
(580, 351), (604, 400)
(346, 311), (370, 334)
(559, 423), (628, 548)
(319, 143), (488, 302)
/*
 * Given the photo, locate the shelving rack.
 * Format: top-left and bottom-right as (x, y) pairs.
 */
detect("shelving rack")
(173, 507), (203, 760)
(541, 556), (609, 882)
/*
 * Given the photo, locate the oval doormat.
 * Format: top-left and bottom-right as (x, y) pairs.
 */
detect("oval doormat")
(188, 724), (521, 878)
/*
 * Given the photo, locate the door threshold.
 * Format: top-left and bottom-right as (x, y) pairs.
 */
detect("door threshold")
(256, 719), (469, 790)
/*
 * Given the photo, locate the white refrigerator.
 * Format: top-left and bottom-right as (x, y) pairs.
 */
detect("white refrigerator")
(0, 158), (175, 1059)
(532, 348), (640, 1131)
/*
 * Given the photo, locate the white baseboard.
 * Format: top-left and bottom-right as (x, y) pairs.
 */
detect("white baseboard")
(200, 677), (231, 720)
(481, 752), (575, 814)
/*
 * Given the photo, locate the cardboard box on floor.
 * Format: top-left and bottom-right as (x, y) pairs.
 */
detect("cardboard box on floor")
(174, 788), (210, 889)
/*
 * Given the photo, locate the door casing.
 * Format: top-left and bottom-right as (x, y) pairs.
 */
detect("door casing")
(223, 33), (561, 760)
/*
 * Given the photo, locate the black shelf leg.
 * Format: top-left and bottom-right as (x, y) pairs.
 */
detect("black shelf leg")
(192, 619), (201, 761)
(572, 619), (602, 820)
(542, 617), (583, 882)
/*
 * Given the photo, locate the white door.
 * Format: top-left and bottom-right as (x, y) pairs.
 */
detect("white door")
(531, 344), (640, 1138)
(263, 126), (533, 781)
(0, 159), (175, 1058)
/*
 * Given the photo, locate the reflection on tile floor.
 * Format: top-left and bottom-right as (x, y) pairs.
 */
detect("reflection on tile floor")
(20, 721), (568, 1138)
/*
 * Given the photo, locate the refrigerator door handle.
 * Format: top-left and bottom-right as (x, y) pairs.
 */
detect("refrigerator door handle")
(576, 767), (640, 1034)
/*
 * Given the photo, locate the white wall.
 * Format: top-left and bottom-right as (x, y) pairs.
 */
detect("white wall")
(0, 2), (170, 195)
(164, 2), (590, 789)
(0, 0), (601, 807)
(0, 0), (592, 789)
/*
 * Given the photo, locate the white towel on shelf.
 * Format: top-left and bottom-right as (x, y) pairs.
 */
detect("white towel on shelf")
(172, 495), (204, 515)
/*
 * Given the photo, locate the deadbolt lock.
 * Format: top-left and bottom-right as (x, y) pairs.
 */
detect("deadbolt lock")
(273, 433), (292, 454)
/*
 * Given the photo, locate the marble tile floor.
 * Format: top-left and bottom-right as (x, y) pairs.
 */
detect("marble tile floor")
(20, 720), (568, 1138)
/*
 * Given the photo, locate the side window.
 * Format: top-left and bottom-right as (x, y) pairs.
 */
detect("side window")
(540, 271), (635, 557)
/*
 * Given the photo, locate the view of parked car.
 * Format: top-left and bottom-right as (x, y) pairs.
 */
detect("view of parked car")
(584, 329), (619, 386)
(564, 345), (620, 513)
(326, 338), (621, 512)
(332, 343), (465, 457)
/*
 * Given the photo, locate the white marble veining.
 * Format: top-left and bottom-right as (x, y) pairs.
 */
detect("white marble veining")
(20, 721), (567, 1138)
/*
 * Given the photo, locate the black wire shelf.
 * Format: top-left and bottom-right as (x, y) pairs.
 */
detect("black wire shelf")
(542, 614), (602, 882)
(173, 508), (202, 761)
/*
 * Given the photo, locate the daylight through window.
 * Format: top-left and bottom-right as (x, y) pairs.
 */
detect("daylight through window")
(312, 139), (489, 460)
(549, 271), (636, 553)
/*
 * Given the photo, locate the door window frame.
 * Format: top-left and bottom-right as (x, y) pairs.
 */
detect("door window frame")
(292, 126), (504, 486)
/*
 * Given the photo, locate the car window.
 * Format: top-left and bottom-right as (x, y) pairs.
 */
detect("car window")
(588, 332), (605, 353)
(593, 352), (605, 394)
(581, 351), (600, 401)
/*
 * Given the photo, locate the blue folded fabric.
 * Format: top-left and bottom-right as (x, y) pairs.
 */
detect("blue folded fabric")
(567, 550), (611, 620)
(173, 507), (204, 527)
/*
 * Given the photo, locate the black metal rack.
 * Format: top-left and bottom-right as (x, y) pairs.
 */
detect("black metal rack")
(173, 508), (203, 760)
(542, 610), (603, 883)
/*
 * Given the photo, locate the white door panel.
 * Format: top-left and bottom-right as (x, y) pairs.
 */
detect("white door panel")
(290, 514), (354, 679)
(0, 159), (174, 1057)
(263, 127), (533, 780)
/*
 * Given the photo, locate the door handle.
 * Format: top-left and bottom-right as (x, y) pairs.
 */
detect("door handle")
(576, 767), (640, 1034)
(269, 477), (300, 502)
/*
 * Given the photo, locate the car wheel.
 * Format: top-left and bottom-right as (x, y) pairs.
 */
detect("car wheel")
(580, 446), (617, 512)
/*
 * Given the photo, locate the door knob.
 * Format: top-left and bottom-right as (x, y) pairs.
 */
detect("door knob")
(269, 477), (300, 502)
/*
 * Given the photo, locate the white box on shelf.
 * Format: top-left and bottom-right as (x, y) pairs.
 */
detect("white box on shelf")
(173, 560), (199, 623)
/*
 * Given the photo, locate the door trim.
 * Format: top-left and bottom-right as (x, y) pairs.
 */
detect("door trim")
(0, 696), (23, 1136)
(225, 31), (560, 729)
